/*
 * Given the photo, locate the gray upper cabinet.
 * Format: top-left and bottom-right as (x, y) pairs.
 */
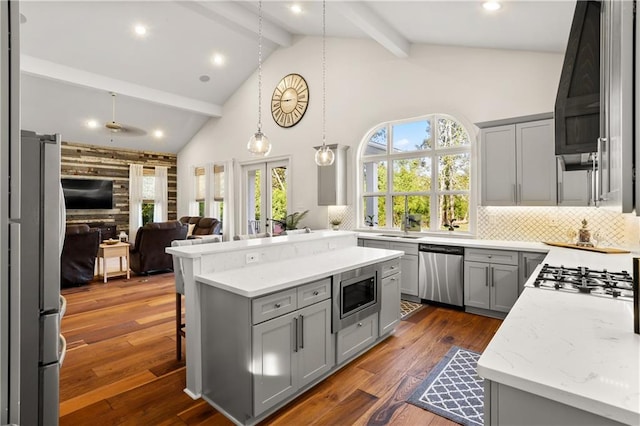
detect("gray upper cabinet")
(557, 158), (591, 206)
(316, 144), (349, 206)
(479, 116), (556, 206)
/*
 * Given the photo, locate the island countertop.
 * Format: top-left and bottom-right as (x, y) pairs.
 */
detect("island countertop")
(477, 248), (640, 425)
(195, 246), (403, 298)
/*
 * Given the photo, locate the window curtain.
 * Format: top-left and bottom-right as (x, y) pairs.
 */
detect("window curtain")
(204, 162), (213, 217)
(189, 165), (199, 216)
(222, 159), (237, 241)
(153, 166), (168, 222)
(128, 164), (144, 245)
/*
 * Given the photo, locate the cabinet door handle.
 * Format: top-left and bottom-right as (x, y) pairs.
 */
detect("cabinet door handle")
(518, 184), (522, 203)
(490, 267), (494, 287)
(485, 267), (489, 287)
(274, 303), (281, 309)
(293, 317), (298, 352)
(513, 184), (517, 203)
(299, 315), (304, 349)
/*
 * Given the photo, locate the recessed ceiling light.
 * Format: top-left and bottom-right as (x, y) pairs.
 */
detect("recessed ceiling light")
(290, 4), (303, 14)
(199, 75), (211, 82)
(153, 130), (164, 139)
(482, 1), (501, 11)
(134, 24), (147, 36)
(86, 119), (98, 129)
(211, 53), (225, 66)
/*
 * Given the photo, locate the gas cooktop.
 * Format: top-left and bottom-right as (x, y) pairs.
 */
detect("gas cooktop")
(533, 264), (634, 301)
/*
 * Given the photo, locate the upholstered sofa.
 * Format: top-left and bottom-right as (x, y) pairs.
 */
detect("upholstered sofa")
(130, 221), (188, 275)
(178, 216), (221, 237)
(61, 224), (101, 287)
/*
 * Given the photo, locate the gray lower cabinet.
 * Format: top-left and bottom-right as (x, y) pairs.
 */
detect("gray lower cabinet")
(253, 299), (333, 415)
(518, 251), (546, 294)
(360, 238), (419, 297)
(380, 271), (401, 336)
(464, 249), (519, 317)
(336, 312), (378, 364)
(484, 380), (625, 426)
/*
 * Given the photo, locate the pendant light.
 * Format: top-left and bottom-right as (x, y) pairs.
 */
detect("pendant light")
(315, 0), (335, 166)
(247, 0), (272, 156)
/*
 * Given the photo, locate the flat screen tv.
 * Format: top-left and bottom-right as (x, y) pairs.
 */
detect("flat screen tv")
(61, 178), (113, 209)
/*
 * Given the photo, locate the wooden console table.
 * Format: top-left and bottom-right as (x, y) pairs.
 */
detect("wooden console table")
(97, 242), (130, 283)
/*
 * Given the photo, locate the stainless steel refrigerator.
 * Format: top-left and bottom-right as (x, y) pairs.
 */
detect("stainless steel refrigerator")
(1, 2), (65, 425)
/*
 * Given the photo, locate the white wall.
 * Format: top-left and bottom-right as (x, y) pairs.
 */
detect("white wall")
(177, 36), (563, 232)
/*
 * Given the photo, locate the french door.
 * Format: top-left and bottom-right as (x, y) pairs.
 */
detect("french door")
(242, 159), (290, 235)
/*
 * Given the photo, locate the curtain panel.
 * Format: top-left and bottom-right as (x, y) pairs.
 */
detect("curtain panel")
(128, 164), (144, 245)
(154, 166), (168, 222)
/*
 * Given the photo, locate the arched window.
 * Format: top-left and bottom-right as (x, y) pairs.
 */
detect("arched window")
(358, 114), (472, 233)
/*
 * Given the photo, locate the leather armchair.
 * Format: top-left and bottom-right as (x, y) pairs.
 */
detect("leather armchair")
(130, 221), (188, 274)
(61, 224), (101, 287)
(179, 216), (221, 237)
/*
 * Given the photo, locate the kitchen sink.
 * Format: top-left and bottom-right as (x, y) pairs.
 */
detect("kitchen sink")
(379, 234), (423, 239)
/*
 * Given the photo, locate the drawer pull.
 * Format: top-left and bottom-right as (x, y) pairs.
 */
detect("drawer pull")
(357, 322), (363, 327)
(312, 290), (319, 296)
(391, 277), (397, 281)
(274, 303), (281, 309)
(488, 255), (492, 258)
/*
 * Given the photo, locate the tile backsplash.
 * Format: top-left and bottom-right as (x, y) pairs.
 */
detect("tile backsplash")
(477, 206), (640, 248)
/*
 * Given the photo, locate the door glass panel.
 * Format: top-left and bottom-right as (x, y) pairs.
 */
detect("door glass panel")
(392, 158), (431, 192)
(392, 120), (432, 152)
(246, 168), (262, 234)
(270, 165), (287, 235)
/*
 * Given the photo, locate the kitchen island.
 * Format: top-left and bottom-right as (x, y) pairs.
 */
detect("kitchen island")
(477, 248), (640, 425)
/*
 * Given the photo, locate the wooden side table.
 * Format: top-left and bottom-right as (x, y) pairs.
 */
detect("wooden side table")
(97, 242), (130, 283)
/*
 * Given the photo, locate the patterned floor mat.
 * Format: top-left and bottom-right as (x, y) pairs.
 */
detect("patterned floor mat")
(400, 300), (424, 319)
(407, 346), (483, 426)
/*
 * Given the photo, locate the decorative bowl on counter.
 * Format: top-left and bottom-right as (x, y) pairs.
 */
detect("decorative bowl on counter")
(104, 239), (119, 245)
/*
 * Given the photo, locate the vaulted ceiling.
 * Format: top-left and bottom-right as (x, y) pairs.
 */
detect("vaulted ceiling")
(19, 1), (575, 153)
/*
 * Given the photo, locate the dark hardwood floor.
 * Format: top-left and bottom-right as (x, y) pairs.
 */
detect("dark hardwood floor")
(60, 272), (502, 425)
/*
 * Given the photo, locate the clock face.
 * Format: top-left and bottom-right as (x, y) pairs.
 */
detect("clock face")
(271, 73), (309, 128)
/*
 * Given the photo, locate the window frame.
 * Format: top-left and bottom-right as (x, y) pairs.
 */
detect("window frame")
(358, 114), (475, 235)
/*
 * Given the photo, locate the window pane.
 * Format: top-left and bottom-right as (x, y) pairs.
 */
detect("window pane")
(198, 201), (205, 217)
(363, 160), (387, 193)
(437, 117), (470, 148)
(392, 120), (432, 152)
(439, 194), (469, 231)
(142, 202), (154, 225)
(392, 158), (431, 192)
(392, 195), (430, 230)
(364, 127), (387, 155)
(142, 176), (155, 200)
(362, 196), (386, 228)
(438, 153), (470, 191)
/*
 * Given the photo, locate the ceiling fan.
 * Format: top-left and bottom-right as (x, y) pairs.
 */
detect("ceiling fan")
(103, 92), (147, 138)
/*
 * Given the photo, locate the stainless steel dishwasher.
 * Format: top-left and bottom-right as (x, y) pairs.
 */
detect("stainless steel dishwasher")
(418, 243), (465, 307)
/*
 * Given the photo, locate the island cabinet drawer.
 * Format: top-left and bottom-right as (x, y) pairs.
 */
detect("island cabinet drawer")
(297, 278), (331, 309)
(252, 289), (298, 325)
(336, 313), (378, 365)
(464, 248), (519, 266)
(380, 258), (401, 278)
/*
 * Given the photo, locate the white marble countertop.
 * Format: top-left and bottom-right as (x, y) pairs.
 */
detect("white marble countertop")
(167, 230), (356, 258)
(477, 247), (640, 425)
(195, 246), (403, 298)
(357, 232), (549, 252)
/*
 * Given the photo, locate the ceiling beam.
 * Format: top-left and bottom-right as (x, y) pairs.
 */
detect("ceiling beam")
(20, 55), (223, 117)
(333, 2), (410, 58)
(178, 1), (292, 47)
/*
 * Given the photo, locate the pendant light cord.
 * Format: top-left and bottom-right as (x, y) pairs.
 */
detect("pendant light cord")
(257, 0), (263, 132)
(322, 0), (326, 146)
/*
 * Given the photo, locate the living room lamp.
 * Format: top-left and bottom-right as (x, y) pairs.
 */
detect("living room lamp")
(315, 0), (335, 166)
(247, 0), (272, 156)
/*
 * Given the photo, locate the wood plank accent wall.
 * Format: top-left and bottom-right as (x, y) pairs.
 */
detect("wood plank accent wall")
(61, 141), (178, 236)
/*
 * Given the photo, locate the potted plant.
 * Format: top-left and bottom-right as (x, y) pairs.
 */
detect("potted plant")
(330, 218), (342, 231)
(283, 210), (309, 230)
(365, 215), (377, 227)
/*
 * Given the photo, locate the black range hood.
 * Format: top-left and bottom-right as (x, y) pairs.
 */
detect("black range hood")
(554, 0), (601, 168)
